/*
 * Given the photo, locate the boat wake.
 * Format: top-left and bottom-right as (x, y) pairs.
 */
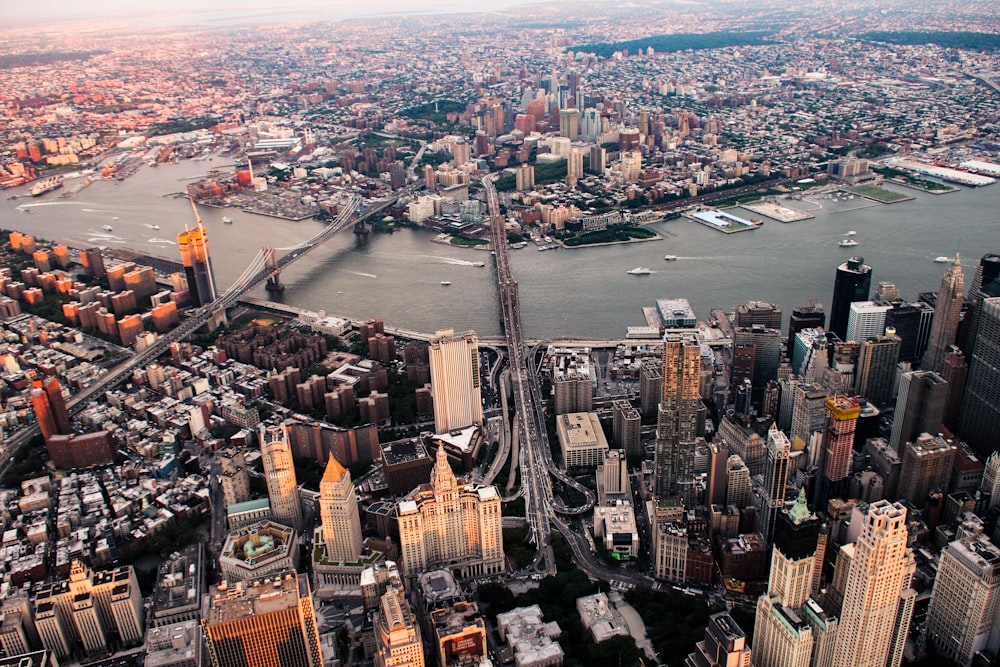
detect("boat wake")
(346, 271), (377, 279)
(88, 237), (127, 244)
(148, 238), (176, 245)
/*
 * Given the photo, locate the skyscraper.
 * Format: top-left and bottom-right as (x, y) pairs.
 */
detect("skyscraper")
(760, 424), (791, 545)
(559, 107), (580, 139)
(396, 445), (503, 578)
(831, 501), (916, 667)
(829, 257), (872, 341)
(897, 433), (957, 507)
(964, 253), (1000, 357)
(654, 332), (702, 502)
(889, 370), (948, 451)
(854, 331), (901, 406)
(817, 395), (859, 506)
(374, 585), (424, 667)
(260, 423), (302, 530)
(926, 535), (1000, 667)
(685, 612), (752, 667)
(428, 329), (483, 433)
(940, 345), (969, 431)
(219, 447), (251, 508)
(203, 572), (321, 667)
(788, 306), (825, 353)
(845, 301), (891, 343)
(960, 297), (1000, 455)
(177, 222), (216, 307)
(318, 454), (363, 564)
(752, 491), (835, 667)
(924, 254), (965, 372)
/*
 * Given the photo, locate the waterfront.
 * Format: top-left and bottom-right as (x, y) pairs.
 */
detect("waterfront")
(4, 162), (998, 339)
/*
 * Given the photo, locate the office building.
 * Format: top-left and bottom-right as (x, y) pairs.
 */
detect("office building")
(829, 257), (872, 341)
(733, 325), (782, 385)
(496, 605), (564, 667)
(923, 255), (965, 371)
(685, 612), (751, 667)
(831, 501), (916, 667)
(203, 572), (321, 667)
(964, 253), (1000, 358)
(597, 448), (630, 506)
(553, 369), (592, 415)
(654, 332), (702, 502)
(318, 454), (363, 564)
(752, 491), (828, 667)
(219, 521), (299, 582)
(735, 301), (782, 329)
(726, 455), (751, 509)
(260, 423), (302, 531)
(429, 329), (483, 433)
(396, 445), (503, 578)
(898, 433), (957, 507)
(885, 301), (934, 363)
(593, 501), (641, 560)
(761, 424), (791, 545)
(983, 452), (1000, 509)
(374, 585), (424, 667)
(927, 535), (1000, 667)
(845, 301), (891, 342)
(33, 561), (145, 660)
(557, 412), (609, 469)
(817, 395), (860, 506)
(177, 223), (216, 307)
(788, 306), (825, 353)
(888, 370), (947, 451)
(940, 345), (969, 430)
(960, 297), (1000, 455)
(854, 331), (901, 406)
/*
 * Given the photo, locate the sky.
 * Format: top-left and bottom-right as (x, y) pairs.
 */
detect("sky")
(1, 0), (539, 26)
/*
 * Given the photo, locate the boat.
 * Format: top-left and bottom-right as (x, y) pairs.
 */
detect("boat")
(112, 216), (120, 221)
(846, 230), (857, 236)
(838, 239), (859, 247)
(934, 256), (951, 263)
(102, 225), (113, 232)
(472, 261), (485, 267)
(150, 224), (160, 230)
(440, 281), (452, 286)
(664, 255), (678, 261)
(627, 267), (651, 275)
(30, 176), (63, 197)
(222, 216), (233, 224)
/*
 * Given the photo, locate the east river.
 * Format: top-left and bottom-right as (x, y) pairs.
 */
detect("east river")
(3, 160), (998, 339)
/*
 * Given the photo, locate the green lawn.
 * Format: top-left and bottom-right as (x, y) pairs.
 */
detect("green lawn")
(849, 184), (911, 203)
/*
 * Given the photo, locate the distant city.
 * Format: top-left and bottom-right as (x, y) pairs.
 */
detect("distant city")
(1, 2), (1000, 667)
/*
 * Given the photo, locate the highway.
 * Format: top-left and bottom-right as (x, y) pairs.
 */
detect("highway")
(483, 174), (594, 576)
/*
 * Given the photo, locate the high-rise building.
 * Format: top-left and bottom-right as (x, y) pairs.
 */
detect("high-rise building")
(726, 455), (751, 509)
(514, 163), (534, 192)
(898, 433), (957, 507)
(177, 223), (216, 307)
(817, 395), (859, 506)
(964, 253), (1000, 358)
(374, 585), (424, 667)
(685, 612), (752, 667)
(829, 257), (872, 340)
(831, 501), (915, 667)
(611, 400), (641, 457)
(260, 423), (302, 530)
(559, 108), (580, 139)
(752, 491), (833, 667)
(846, 301), (891, 342)
(760, 424), (791, 545)
(790, 383), (828, 452)
(654, 332), (702, 502)
(926, 535), (1000, 667)
(80, 247), (106, 279)
(940, 345), (969, 431)
(396, 445), (503, 578)
(318, 454), (363, 564)
(854, 331), (901, 406)
(960, 297), (1000, 455)
(567, 147), (584, 181)
(735, 301), (782, 329)
(202, 571), (321, 667)
(924, 255), (965, 372)
(219, 447), (251, 509)
(888, 370), (947, 450)
(733, 325), (782, 386)
(428, 329), (483, 433)
(873, 281), (901, 303)
(885, 301), (934, 363)
(788, 306), (825, 353)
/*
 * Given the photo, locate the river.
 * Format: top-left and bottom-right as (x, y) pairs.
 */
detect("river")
(4, 161), (998, 339)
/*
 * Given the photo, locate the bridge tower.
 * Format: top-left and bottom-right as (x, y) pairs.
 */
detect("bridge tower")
(264, 248), (285, 293)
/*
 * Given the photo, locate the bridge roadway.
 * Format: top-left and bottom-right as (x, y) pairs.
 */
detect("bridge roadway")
(56, 193), (406, 419)
(484, 174), (595, 576)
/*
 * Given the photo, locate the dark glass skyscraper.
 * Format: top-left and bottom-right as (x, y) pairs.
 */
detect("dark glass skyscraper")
(829, 257), (872, 340)
(788, 306), (825, 352)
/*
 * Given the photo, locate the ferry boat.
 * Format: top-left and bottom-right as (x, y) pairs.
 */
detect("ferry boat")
(627, 267), (652, 275)
(664, 255), (678, 261)
(934, 256), (951, 263)
(222, 216), (233, 224)
(440, 281), (452, 286)
(838, 239), (859, 247)
(30, 176), (63, 197)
